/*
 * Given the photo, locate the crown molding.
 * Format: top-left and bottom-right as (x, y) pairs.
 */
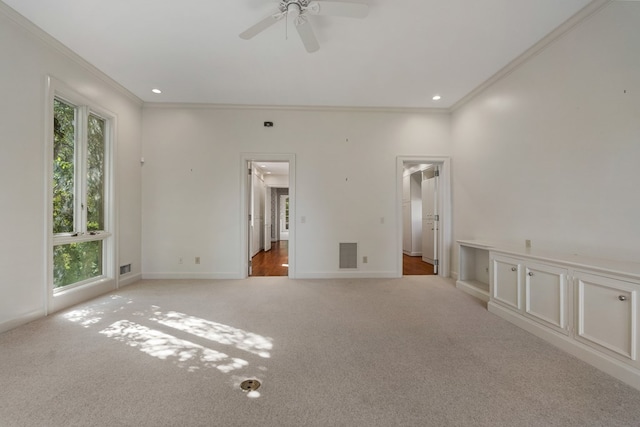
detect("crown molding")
(0, 1), (143, 107)
(143, 102), (450, 115)
(450, 0), (612, 112)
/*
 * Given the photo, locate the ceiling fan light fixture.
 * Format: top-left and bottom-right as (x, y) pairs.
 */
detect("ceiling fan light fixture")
(239, 0), (370, 53)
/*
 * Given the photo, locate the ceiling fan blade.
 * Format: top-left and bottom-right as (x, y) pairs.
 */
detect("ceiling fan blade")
(295, 15), (320, 53)
(239, 10), (285, 40)
(306, 1), (369, 18)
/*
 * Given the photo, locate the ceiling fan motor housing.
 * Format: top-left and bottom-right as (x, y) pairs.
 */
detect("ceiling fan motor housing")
(241, 0), (369, 53)
(279, 0), (310, 14)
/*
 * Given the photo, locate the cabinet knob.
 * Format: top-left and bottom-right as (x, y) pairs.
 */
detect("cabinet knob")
(619, 295), (628, 301)
(528, 272), (534, 276)
(511, 267), (517, 272)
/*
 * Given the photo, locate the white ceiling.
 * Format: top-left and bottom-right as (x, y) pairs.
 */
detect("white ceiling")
(5, 0), (594, 108)
(255, 162), (290, 176)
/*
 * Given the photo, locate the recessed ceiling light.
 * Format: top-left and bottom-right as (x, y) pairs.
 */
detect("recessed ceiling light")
(152, 88), (162, 94)
(432, 95), (441, 101)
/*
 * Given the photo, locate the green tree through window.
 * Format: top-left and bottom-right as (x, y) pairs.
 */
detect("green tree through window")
(52, 98), (107, 288)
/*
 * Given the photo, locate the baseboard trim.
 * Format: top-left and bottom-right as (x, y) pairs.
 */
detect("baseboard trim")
(488, 301), (640, 391)
(403, 251), (423, 257)
(141, 272), (240, 280)
(296, 271), (398, 279)
(118, 273), (142, 288)
(0, 309), (46, 334)
(456, 280), (490, 302)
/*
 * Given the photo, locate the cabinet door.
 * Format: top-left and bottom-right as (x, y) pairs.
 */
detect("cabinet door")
(575, 272), (637, 363)
(491, 256), (521, 310)
(524, 262), (568, 334)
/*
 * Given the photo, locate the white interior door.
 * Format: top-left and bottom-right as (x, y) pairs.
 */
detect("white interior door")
(421, 166), (439, 274)
(279, 194), (289, 241)
(264, 186), (271, 251)
(247, 163), (253, 276)
(432, 165), (440, 274)
(421, 175), (435, 264)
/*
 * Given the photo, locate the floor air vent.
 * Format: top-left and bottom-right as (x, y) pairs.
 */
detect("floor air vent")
(339, 243), (358, 269)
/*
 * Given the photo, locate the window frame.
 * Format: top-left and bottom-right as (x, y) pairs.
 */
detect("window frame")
(45, 77), (117, 313)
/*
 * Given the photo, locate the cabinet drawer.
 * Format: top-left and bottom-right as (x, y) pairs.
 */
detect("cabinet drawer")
(575, 272), (638, 362)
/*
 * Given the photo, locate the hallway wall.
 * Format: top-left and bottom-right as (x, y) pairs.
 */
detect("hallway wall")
(141, 107), (451, 278)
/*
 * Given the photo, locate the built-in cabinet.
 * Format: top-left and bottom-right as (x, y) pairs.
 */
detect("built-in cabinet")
(574, 271), (637, 364)
(457, 240), (640, 391)
(456, 242), (490, 301)
(491, 255), (568, 335)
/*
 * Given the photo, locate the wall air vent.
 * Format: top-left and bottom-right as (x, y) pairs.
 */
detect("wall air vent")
(339, 243), (358, 269)
(119, 264), (131, 275)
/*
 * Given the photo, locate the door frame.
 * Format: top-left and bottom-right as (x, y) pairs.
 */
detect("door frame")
(397, 156), (451, 278)
(240, 153), (296, 278)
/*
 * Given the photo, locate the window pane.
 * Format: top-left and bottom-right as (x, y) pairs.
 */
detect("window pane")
(87, 113), (105, 231)
(53, 240), (103, 288)
(53, 99), (75, 234)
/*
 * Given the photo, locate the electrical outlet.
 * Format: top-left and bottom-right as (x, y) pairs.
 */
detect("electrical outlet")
(363, 256), (368, 264)
(195, 257), (200, 264)
(525, 239), (532, 248)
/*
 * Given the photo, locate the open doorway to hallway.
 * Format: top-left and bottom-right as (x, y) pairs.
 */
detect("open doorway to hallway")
(248, 161), (290, 277)
(398, 157), (451, 277)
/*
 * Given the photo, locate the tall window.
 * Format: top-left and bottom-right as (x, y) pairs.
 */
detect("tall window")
(52, 97), (110, 290)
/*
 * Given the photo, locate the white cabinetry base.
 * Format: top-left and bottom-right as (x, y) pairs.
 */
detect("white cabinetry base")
(489, 300), (640, 391)
(456, 280), (489, 302)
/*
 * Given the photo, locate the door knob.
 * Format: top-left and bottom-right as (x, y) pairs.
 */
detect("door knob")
(511, 267), (517, 272)
(619, 295), (628, 301)
(528, 272), (534, 276)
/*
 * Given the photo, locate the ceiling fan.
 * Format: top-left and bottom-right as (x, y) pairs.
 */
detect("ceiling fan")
(239, 0), (369, 53)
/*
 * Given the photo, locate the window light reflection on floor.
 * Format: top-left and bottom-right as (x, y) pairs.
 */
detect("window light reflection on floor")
(64, 295), (133, 328)
(63, 297), (272, 386)
(100, 320), (249, 373)
(150, 310), (273, 358)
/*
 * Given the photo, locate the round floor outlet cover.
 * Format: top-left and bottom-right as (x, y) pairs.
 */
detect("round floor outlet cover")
(240, 379), (261, 392)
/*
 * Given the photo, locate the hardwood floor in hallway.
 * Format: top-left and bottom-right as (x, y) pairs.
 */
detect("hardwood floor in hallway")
(403, 254), (435, 275)
(252, 245), (431, 276)
(251, 240), (288, 276)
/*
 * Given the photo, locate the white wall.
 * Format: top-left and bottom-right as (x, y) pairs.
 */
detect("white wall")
(451, 1), (640, 272)
(0, 4), (142, 332)
(141, 106), (451, 278)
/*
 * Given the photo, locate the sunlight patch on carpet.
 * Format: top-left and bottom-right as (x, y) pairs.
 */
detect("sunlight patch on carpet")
(99, 320), (248, 373)
(149, 310), (273, 358)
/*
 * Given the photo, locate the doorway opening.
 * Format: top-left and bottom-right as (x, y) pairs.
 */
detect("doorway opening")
(398, 157), (451, 277)
(241, 154), (295, 278)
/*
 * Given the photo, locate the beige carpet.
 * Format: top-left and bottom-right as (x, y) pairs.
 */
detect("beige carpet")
(2, 276), (640, 426)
